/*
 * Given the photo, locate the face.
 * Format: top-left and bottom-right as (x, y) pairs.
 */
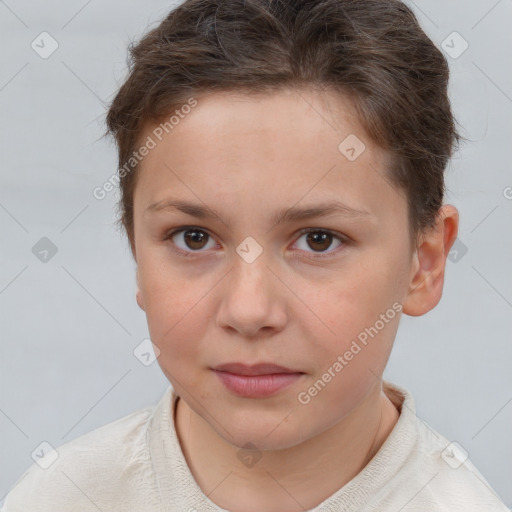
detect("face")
(132, 87), (415, 451)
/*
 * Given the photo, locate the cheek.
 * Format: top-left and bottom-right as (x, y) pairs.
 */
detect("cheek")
(307, 264), (395, 333)
(300, 256), (401, 371)
(145, 284), (210, 390)
(137, 258), (209, 358)
(298, 282), (399, 417)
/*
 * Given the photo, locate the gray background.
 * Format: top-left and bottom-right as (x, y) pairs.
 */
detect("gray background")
(1, 0), (511, 508)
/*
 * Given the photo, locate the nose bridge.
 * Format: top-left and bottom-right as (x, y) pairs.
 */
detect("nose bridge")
(216, 218), (288, 339)
(230, 242), (271, 295)
(215, 241), (288, 336)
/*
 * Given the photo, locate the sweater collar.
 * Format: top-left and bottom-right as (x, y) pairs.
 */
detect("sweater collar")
(148, 380), (416, 512)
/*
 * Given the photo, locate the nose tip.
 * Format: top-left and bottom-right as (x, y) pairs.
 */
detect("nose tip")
(216, 254), (288, 338)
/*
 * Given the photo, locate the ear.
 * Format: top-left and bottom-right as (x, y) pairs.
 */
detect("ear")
(135, 267), (145, 311)
(402, 204), (459, 316)
(131, 236), (145, 311)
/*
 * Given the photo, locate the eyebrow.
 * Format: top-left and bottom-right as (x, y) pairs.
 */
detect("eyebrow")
(144, 198), (372, 228)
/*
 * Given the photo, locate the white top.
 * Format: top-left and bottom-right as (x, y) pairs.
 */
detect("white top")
(2, 381), (509, 511)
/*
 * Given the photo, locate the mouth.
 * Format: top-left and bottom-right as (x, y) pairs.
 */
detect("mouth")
(212, 362), (304, 376)
(212, 362), (305, 398)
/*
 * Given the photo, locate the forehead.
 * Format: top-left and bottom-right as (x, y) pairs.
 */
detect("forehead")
(150, 87), (364, 147)
(133, 87), (400, 219)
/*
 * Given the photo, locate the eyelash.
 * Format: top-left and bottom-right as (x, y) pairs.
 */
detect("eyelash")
(162, 226), (349, 260)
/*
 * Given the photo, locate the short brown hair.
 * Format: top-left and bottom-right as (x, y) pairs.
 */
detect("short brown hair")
(105, 0), (462, 255)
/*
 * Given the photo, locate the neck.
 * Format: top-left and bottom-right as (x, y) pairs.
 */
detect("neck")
(174, 381), (400, 512)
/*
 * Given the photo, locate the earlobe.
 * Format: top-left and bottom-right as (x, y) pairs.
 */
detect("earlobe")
(402, 205), (459, 317)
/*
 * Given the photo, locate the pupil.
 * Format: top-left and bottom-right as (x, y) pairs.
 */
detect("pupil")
(307, 231), (331, 251)
(185, 229), (207, 249)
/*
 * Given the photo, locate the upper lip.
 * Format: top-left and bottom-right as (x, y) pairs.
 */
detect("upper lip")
(213, 362), (303, 376)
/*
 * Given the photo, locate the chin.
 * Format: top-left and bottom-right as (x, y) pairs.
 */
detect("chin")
(215, 415), (312, 453)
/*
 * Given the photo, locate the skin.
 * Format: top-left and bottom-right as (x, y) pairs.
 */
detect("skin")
(131, 87), (459, 511)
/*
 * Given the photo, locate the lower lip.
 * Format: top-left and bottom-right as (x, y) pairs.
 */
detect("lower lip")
(214, 371), (303, 398)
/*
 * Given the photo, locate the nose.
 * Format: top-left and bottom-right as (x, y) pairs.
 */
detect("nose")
(216, 252), (287, 338)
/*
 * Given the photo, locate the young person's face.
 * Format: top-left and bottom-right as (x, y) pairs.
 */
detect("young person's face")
(133, 88), (417, 450)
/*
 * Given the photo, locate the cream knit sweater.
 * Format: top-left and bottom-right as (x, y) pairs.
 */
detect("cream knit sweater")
(2, 381), (509, 511)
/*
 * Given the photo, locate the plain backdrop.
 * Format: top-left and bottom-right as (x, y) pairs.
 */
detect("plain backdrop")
(1, 0), (511, 508)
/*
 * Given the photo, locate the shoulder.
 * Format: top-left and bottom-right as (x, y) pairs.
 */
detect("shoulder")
(417, 422), (509, 511)
(2, 402), (158, 512)
(381, 382), (509, 511)
(400, 394), (508, 510)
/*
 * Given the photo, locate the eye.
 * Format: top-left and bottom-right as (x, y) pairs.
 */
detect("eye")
(164, 226), (218, 256)
(293, 228), (345, 256)
(163, 226), (347, 258)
